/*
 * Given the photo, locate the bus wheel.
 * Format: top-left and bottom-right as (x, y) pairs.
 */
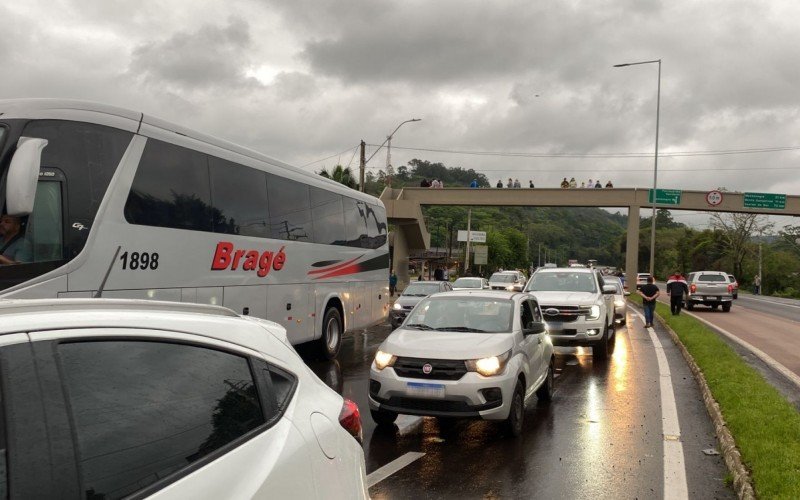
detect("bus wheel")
(316, 306), (343, 360)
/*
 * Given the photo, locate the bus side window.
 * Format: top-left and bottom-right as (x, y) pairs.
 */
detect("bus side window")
(266, 174), (313, 242)
(342, 198), (367, 248)
(125, 139), (213, 232)
(310, 187), (344, 246)
(209, 157), (269, 238)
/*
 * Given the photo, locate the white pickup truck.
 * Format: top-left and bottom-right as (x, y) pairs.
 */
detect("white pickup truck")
(524, 267), (617, 359)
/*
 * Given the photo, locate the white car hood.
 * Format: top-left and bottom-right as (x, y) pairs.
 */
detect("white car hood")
(381, 330), (513, 360)
(529, 291), (598, 306)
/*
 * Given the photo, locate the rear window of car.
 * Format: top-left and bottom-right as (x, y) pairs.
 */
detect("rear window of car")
(403, 282), (443, 296)
(404, 296), (514, 333)
(490, 274), (517, 283)
(697, 274), (728, 282)
(453, 278), (482, 288)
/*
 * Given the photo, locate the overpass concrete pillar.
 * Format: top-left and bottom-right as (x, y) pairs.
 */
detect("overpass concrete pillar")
(626, 205), (640, 291)
(392, 227), (410, 291)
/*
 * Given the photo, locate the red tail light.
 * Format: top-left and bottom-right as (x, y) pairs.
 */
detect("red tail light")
(728, 284), (733, 293)
(690, 284), (696, 293)
(339, 399), (363, 443)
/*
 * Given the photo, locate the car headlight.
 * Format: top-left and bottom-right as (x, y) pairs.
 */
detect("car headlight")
(586, 305), (601, 320)
(506, 285), (515, 290)
(466, 350), (511, 377)
(374, 350), (397, 370)
(614, 299), (625, 308)
(392, 303), (402, 310)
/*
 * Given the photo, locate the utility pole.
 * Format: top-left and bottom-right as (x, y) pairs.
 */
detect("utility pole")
(447, 222), (454, 270)
(359, 140), (366, 192)
(464, 208), (472, 274)
(385, 135), (392, 186)
(538, 243), (542, 267)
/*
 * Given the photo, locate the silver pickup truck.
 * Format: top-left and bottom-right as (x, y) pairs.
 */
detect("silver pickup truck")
(684, 271), (733, 312)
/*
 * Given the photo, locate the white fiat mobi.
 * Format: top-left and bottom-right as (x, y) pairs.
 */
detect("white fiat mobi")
(369, 291), (555, 437)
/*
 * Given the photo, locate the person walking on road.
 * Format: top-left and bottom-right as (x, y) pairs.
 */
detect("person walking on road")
(666, 271), (688, 315)
(638, 276), (660, 328)
(389, 270), (398, 297)
(754, 274), (761, 295)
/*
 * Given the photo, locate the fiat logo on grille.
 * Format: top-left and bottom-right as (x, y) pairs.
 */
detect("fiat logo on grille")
(422, 363), (433, 374)
(544, 308), (560, 316)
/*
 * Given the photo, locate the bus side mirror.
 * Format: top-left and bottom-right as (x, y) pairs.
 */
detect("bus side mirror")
(6, 137), (48, 216)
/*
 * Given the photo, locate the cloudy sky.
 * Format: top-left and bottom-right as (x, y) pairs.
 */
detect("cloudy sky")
(2, 0), (799, 228)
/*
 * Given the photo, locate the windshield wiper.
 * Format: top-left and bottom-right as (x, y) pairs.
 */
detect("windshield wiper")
(405, 323), (434, 330)
(434, 326), (488, 333)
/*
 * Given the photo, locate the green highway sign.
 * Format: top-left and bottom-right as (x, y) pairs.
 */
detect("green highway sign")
(743, 192), (786, 210)
(648, 189), (682, 205)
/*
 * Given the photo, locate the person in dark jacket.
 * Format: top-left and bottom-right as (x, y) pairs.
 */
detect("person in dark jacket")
(666, 271), (688, 315)
(638, 276), (660, 327)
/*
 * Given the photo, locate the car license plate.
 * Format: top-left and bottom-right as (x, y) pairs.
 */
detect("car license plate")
(406, 382), (445, 398)
(706, 296), (718, 301)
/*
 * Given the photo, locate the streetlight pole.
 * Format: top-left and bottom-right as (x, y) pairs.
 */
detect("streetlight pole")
(614, 59), (661, 277)
(365, 118), (422, 187)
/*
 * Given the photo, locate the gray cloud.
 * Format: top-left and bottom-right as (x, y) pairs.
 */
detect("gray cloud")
(129, 17), (261, 91)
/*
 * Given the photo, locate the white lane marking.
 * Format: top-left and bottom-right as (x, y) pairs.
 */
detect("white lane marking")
(682, 310), (800, 391)
(634, 309), (689, 500)
(367, 451), (426, 488)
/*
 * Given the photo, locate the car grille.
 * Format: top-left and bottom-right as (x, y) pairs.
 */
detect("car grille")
(541, 305), (583, 323)
(402, 305), (414, 310)
(386, 397), (474, 413)
(393, 357), (467, 381)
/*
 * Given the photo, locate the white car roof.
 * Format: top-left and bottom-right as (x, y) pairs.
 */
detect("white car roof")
(0, 299), (286, 354)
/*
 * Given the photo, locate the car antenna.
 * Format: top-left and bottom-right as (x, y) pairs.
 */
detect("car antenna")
(94, 246), (121, 298)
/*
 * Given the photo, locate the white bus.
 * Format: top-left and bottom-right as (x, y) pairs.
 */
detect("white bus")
(0, 99), (389, 358)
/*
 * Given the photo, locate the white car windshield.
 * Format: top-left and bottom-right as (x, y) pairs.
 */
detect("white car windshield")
(402, 282), (442, 296)
(527, 272), (597, 293)
(404, 297), (513, 333)
(453, 278), (482, 288)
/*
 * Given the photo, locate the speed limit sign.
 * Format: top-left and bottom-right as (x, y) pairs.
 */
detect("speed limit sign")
(706, 190), (723, 206)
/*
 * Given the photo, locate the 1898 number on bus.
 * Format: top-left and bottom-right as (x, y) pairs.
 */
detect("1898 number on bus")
(120, 251), (159, 270)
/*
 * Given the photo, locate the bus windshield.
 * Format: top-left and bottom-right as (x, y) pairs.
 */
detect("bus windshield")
(0, 120), (133, 291)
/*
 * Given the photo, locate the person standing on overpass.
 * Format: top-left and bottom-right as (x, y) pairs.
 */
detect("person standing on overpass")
(666, 271), (688, 315)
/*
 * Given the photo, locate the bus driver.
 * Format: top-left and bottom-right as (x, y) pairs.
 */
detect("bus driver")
(0, 214), (32, 265)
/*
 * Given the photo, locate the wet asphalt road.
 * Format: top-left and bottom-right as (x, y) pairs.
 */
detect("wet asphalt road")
(306, 309), (734, 499)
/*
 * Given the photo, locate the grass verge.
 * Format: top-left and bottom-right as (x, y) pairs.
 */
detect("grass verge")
(630, 295), (800, 498)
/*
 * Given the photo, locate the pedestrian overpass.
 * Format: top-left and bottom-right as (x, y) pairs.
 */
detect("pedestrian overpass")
(380, 187), (800, 288)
